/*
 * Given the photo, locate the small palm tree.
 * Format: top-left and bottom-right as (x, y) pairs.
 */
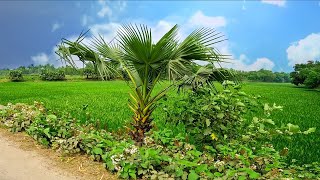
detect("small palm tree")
(57, 24), (229, 142)
(56, 31), (118, 80)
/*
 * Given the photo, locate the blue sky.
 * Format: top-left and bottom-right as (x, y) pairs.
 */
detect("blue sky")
(1, 0), (320, 72)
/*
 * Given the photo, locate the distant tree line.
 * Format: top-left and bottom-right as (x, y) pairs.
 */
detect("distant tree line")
(290, 61), (320, 89)
(1, 64), (294, 83)
(233, 69), (291, 83)
(0, 63), (100, 81)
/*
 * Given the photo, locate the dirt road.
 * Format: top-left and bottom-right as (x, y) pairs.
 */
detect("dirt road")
(0, 134), (79, 180)
(0, 129), (116, 180)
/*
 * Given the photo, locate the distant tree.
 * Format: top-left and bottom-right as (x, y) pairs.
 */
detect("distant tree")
(83, 63), (98, 79)
(9, 70), (23, 82)
(231, 69), (290, 83)
(290, 61), (320, 88)
(40, 68), (65, 81)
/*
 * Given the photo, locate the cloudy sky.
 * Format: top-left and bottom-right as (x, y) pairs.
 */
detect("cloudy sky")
(1, 0), (320, 72)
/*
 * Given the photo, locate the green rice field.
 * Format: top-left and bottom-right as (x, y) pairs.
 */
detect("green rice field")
(0, 81), (319, 164)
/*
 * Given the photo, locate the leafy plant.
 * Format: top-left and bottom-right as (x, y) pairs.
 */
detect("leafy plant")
(163, 82), (260, 146)
(40, 69), (66, 81)
(0, 102), (318, 179)
(0, 102), (44, 132)
(56, 24), (229, 142)
(290, 61), (320, 88)
(9, 70), (23, 81)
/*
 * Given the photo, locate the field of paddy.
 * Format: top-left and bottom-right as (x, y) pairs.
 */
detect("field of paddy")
(0, 80), (319, 164)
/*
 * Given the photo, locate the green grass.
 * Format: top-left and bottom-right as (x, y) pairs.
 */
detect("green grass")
(0, 81), (319, 164)
(241, 82), (320, 164)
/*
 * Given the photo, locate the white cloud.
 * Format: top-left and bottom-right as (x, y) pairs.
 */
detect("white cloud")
(222, 54), (275, 71)
(97, 0), (112, 18)
(31, 53), (50, 65)
(31, 45), (86, 68)
(31, 50), (63, 67)
(188, 11), (226, 28)
(242, 0), (247, 10)
(286, 33), (320, 66)
(117, 1), (127, 11)
(151, 20), (188, 43)
(261, 0), (286, 7)
(81, 15), (88, 26)
(51, 22), (63, 32)
(89, 22), (120, 42)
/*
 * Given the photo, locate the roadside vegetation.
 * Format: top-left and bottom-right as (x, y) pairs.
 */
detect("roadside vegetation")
(0, 24), (319, 179)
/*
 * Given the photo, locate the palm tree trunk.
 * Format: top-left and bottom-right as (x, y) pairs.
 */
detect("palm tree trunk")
(129, 106), (153, 143)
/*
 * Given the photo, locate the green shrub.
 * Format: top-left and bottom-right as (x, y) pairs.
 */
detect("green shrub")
(83, 67), (98, 79)
(9, 70), (23, 81)
(0, 102), (45, 132)
(290, 61), (320, 88)
(40, 69), (65, 81)
(163, 83), (316, 150)
(304, 70), (320, 88)
(163, 82), (261, 146)
(0, 101), (318, 179)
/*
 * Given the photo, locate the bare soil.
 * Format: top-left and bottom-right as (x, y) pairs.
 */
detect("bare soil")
(0, 128), (117, 180)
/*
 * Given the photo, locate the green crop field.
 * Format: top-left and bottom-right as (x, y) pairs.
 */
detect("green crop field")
(0, 81), (319, 164)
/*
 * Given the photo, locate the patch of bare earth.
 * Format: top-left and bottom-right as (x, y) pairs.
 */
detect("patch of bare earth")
(0, 127), (117, 180)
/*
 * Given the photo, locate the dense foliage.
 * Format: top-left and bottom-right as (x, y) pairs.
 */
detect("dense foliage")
(0, 64), (87, 81)
(235, 69), (291, 83)
(0, 83), (319, 179)
(9, 70), (23, 81)
(56, 24), (232, 142)
(290, 61), (320, 88)
(83, 63), (98, 79)
(40, 69), (66, 81)
(0, 81), (319, 164)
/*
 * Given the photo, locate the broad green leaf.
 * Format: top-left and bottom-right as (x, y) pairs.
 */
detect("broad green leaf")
(43, 128), (51, 138)
(93, 147), (103, 155)
(263, 119), (275, 125)
(303, 127), (316, 134)
(47, 114), (57, 121)
(188, 170), (199, 180)
(213, 106), (220, 111)
(248, 171), (260, 179)
(236, 102), (245, 107)
(205, 119), (211, 127)
(217, 113), (224, 119)
(237, 91), (247, 96)
(195, 164), (208, 173)
(178, 160), (198, 167)
(287, 123), (300, 133)
(203, 128), (212, 135)
(129, 172), (137, 179)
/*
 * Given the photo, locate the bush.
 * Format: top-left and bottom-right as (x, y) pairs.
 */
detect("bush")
(163, 82), (260, 146)
(0, 99), (318, 179)
(40, 69), (65, 81)
(0, 102), (45, 132)
(290, 61), (320, 88)
(83, 67), (98, 79)
(304, 70), (320, 88)
(163, 83), (315, 148)
(9, 70), (23, 81)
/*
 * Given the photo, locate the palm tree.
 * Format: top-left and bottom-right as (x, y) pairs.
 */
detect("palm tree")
(57, 24), (229, 142)
(56, 31), (118, 80)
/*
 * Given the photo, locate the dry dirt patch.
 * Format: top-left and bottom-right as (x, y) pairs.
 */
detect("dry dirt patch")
(0, 128), (117, 180)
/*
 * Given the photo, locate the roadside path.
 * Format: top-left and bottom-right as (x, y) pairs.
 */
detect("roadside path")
(0, 129), (116, 180)
(0, 133), (79, 180)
